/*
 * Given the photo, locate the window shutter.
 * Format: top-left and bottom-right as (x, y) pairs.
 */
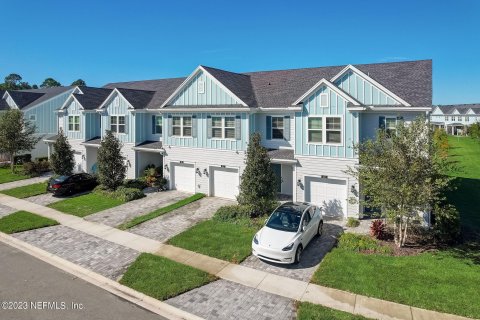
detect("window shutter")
(266, 116), (272, 140)
(396, 116), (404, 122)
(167, 115), (173, 137)
(106, 115), (111, 133)
(283, 115), (290, 140)
(378, 116), (385, 129)
(124, 116), (128, 134)
(235, 115), (241, 140)
(207, 115), (212, 139)
(192, 115), (198, 138)
(152, 115), (156, 134)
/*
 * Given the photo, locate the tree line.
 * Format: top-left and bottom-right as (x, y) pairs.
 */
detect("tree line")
(0, 73), (86, 90)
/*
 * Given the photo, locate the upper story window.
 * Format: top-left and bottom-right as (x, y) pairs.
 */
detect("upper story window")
(68, 116), (80, 132)
(308, 116), (342, 144)
(458, 116), (462, 121)
(111, 115), (125, 133)
(445, 116), (449, 121)
(212, 116), (235, 139)
(271, 116), (284, 139)
(152, 115), (162, 134)
(465, 116), (470, 121)
(385, 117), (397, 136)
(451, 116), (456, 121)
(172, 116), (192, 137)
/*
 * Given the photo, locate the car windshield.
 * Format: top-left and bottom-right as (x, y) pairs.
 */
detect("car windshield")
(266, 204), (304, 232)
(54, 176), (69, 182)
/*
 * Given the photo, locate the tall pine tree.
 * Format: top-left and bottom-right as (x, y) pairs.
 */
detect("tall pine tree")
(97, 130), (126, 190)
(50, 128), (75, 176)
(238, 133), (278, 216)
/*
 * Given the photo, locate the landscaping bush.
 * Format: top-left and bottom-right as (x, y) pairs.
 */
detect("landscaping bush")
(114, 186), (145, 202)
(14, 154), (31, 164)
(214, 205), (253, 222)
(22, 160), (50, 177)
(370, 219), (386, 240)
(467, 122), (480, 140)
(123, 179), (148, 190)
(144, 165), (166, 188)
(35, 156), (49, 162)
(338, 233), (392, 254)
(346, 217), (360, 227)
(432, 204), (461, 244)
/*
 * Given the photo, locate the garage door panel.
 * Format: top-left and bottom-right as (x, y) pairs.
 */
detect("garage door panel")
(306, 177), (346, 218)
(212, 167), (239, 200)
(172, 163), (195, 193)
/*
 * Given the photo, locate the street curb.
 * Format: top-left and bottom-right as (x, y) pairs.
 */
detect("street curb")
(0, 232), (204, 320)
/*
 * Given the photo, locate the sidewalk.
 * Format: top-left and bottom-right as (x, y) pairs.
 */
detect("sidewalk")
(0, 172), (52, 191)
(0, 193), (472, 320)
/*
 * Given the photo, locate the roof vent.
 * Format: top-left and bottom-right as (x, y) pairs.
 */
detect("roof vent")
(268, 82), (271, 85)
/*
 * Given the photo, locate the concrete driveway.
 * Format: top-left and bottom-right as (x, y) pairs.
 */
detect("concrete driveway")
(241, 223), (343, 282)
(85, 190), (190, 227)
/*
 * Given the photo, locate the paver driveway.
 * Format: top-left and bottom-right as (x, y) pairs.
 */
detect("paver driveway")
(0, 204), (16, 218)
(241, 223), (343, 282)
(167, 279), (295, 320)
(13, 225), (140, 280)
(24, 193), (69, 206)
(86, 190), (190, 227)
(129, 197), (234, 242)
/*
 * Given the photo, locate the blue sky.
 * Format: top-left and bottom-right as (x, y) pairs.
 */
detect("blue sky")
(0, 0), (478, 104)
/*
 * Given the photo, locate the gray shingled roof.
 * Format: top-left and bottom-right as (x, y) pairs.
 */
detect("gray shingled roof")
(104, 60), (432, 109)
(116, 88), (156, 109)
(162, 104), (248, 110)
(436, 103), (480, 115)
(44, 134), (60, 142)
(18, 86), (74, 109)
(82, 137), (102, 145)
(268, 149), (295, 161)
(73, 87), (113, 110)
(6, 91), (45, 109)
(0, 90), (8, 110)
(135, 141), (163, 150)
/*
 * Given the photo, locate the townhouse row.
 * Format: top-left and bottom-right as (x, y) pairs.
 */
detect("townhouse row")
(1, 60), (434, 218)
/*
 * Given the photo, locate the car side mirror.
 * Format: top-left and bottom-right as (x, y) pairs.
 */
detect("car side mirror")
(302, 225), (307, 232)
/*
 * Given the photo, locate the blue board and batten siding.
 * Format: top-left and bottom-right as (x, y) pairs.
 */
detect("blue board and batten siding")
(334, 71), (400, 105)
(295, 85), (358, 159)
(23, 89), (74, 135)
(64, 100), (85, 140)
(171, 70), (242, 106)
(100, 95), (135, 143)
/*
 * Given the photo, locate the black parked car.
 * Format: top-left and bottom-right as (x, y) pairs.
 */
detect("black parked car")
(47, 173), (98, 196)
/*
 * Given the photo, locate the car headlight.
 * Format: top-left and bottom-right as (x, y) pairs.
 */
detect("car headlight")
(253, 234), (259, 245)
(282, 243), (294, 251)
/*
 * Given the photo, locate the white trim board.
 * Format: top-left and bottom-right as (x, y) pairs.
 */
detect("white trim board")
(330, 64), (411, 107)
(97, 88), (134, 110)
(292, 78), (361, 106)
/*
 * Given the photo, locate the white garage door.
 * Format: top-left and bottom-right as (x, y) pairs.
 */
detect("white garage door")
(211, 167), (239, 200)
(172, 163), (195, 193)
(73, 152), (83, 173)
(306, 177), (347, 218)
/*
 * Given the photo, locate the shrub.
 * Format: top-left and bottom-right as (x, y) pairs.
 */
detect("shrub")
(467, 122), (480, 140)
(144, 165), (165, 188)
(22, 160), (50, 177)
(432, 204), (461, 244)
(114, 186), (145, 202)
(213, 205), (253, 222)
(14, 154), (32, 164)
(370, 219), (386, 240)
(123, 179), (148, 190)
(346, 217), (360, 227)
(338, 233), (392, 254)
(35, 156), (48, 162)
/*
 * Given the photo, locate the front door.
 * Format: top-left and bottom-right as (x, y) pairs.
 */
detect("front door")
(272, 164), (282, 193)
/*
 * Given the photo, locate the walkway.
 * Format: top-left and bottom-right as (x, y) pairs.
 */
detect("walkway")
(0, 172), (52, 191)
(0, 193), (470, 320)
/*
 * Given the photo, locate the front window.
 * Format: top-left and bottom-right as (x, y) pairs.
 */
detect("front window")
(445, 116), (449, 121)
(385, 117), (397, 136)
(211, 116), (236, 139)
(458, 116), (462, 121)
(451, 116), (456, 121)
(308, 117), (322, 143)
(111, 115), (125, 133)
(68, 116), (80, 132)
(172, 116), (192, 137)
(325, 117), (341, 143)
(272, 116), (284, 139)
(266, 205), (304, 232)
(465, 116), (469, 121)
(154, 116), (162, 134)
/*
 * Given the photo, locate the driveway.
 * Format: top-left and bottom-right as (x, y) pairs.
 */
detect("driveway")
(85, 190), (190, 227)
(0, 204), (16, 218)
(129, 197), (234, 242)
(240, 223), (343, 282)
(167, 279), (295, 320)
(13, 225), (140, 280)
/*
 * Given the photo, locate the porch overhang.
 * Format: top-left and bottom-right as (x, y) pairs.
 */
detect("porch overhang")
(132, 141), (165, 154)
(267, 149), (297, 164)
(81, 137), (102, 148)
(43, 134), (60, 143)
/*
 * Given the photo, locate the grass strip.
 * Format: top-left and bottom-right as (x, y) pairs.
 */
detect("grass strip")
(0, 182), (47, 198)
(0, 211), (58, 234)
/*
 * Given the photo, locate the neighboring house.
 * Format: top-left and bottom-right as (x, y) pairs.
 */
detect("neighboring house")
(430, 104), (480, 135)
(44, 60), (432, 218)
(0, 86), (76, 159)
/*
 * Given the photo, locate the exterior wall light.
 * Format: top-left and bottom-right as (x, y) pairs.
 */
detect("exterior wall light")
(164, 164), (169, 172)
(196, 168), (201, 175)
(203, 169), (208, 176)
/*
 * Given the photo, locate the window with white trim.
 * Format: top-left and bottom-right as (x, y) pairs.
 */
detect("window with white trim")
(451, 116), (456, 121)
(110, 115), (125, 133)
(172, 116), (192, 137)
(68, 116), (80, 132)
(385, 117), (397, 136)
(325, 117), (341, 143)
(320, 93), (328, 107)
(212, 116), (235, 139)
(458, 116), (462, 121)
(465, 116), (469, 121)
(29, 114), (36, 121)
(154, 116), (162, 134)
(308, 117), (323, 143)
(445, 116), (449, 121)
(271, 116), (284, 139)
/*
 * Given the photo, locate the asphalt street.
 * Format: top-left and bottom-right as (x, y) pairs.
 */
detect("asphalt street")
(0, 242), (166, 320)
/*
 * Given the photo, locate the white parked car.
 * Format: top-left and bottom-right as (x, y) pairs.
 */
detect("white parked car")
(252, 202), (323, 264)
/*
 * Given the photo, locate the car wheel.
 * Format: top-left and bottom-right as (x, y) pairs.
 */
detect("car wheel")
(294, 245), (303, 264)
(317, 221), (324, 237)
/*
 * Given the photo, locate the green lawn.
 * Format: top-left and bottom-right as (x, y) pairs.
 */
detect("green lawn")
(48, 193), (124, 217)
(0, 182), (47, 198)
(445, 136), (480, 235)
(168, 219), (258, 263)
(312, 234), (480, 318)
(0, 211), (58, 234)
(118, 193), (205, 229)
(120, 253), (215, 300)
(0, 166), (29, 184)
(297, 302), (370, 320)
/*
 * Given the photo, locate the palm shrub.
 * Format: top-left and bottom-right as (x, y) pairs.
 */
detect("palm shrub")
(238, 133), (279, 217)
(50, 128), (75, 176)
(97, 130), (127, 190)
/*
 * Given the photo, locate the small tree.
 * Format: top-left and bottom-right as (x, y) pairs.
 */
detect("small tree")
(50, 128), (75, 176)
(346, 116), (454, 247)
(97, 130), (126, 190)
(467, 122), (480, 140)
(0, 110), (41, 172)
(238, 133), (278, 216)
